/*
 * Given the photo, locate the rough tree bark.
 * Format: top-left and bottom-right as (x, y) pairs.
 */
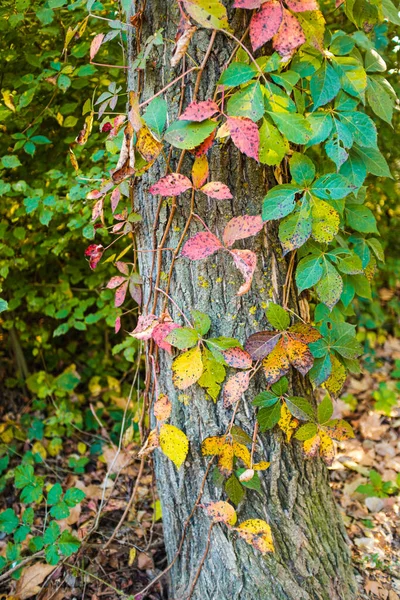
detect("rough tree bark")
(128, 2), (358, 599)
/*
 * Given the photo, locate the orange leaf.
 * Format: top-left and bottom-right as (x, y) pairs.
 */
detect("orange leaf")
(202, 501), (237, 525)
(136, 124), (163, 162)
(223, 371), (250, 408)
(153, 394), (172, 422)
(191, 155), (209, 189)
(288, 322), (322, 343)
(284, 336), (314, 376)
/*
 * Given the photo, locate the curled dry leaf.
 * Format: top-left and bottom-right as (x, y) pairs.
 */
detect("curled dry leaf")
(129, 313), (159, 340)
(171, 18), (197, 68)
(138, 429), (159, 458)
(202, 501), (237, 525)
(230, 249), (257, 296)
(180, 100), (220, 122)
(223, 215), (263, 247)
(16, 563), (56, 600)
(239, 468), (255, 482)
(112, 122), (135, 184)
(200, 181), (232, 199)
(223, 371), (250, 408)
(149, 173), (193, 196)
(226, 116), (260, 161)
(154, 394), (172, 421)
(75, 112), (94, 146)
(84, 244), (104, 270)
(181, 231), (223, 260)
(250, 0), (283, 51)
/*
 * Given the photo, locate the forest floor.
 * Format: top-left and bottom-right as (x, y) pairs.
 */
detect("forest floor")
(1, 338), (400, 600)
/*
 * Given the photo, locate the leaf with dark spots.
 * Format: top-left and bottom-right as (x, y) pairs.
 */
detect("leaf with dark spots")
(149, 173), (193, 196)
(180, 100), (220, 122)
(200, 181), (233, 199)
(152, 322), (181, 355)
(273, 9), (305, 59)
(223, 371), (250, 408)
(233, 0), (261, 7)
(286, 0), (319, 11)
(250, 1), (283, 51)
(181, 231), (223, 260)
(223, 215), (263, 247)
(244, 331), (281, 361)
(114, 281), (128, 308)
(192, 129), (216, 156)
(84, 244), (104, 270)
(226, 116), (260, 161)
(222, 347), (253, 369)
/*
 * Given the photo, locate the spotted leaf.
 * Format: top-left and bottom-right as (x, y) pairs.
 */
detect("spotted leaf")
(273, 9), (305, 59)
(230, 249), (257, 296)
(149, 173), (193, 196)
(200, 181), (233, 199)
(223, 371), (250, 408)
(172, 346), (203, 389)
(153, 394), (172, 422)
(152, 321), (180, 354)
(250, 1), (283, 51)
(233, 0), (261, 7)
(278, 402), (299, 442)
(262, 339), (290, 384)
(181, 231), (223, 260)
(223, 215), (263, 248)
(226, 116), (260, 161)
(235, 519), (274, 553)
(245, 331), (281, 361)
(284, 335), (314, 376)
(129, 314), (159, 340)
(202, 501), (237, 525)
(222, 347), (253, 369)
(286, 0), (319, 11)
(159, 423), (189, 468)
(180, 100), (220, 122)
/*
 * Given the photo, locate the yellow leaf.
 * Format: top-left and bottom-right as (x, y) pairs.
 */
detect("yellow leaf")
(278, 402), (298, 442)
(172, 346), (203, 390)
(311, 199), (340, 244)
(235, 519), (274, 554)
(159, 423), (189, 469)
(303, 434), (320, 458)
(32, 442), (47, 460)
(77, 442), (87, 455)
(203, 501), (237, 525)
(218, 443), (234, 476)
(2, 90), (15, 112)
(324, 355), (347, 397)
(136, 124), (163, 162)
(16, 564), (56, 600)
(69, 147), (79, 172)
(183, 0), (231, 31)
(191, 155), (209, 189)
(232, 442), (251, 468)
(128, 547), (137, 566)
(201, 435), (224, 456)
(252, 461), (270, 471)
(319, 430), (335, 465)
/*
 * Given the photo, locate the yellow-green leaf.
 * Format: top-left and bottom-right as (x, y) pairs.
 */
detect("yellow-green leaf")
(172, 346), (203, 390)
(183, 0), (231, 31)
(311, 199), (340, 243)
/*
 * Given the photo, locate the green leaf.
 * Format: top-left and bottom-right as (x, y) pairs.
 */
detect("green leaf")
(252, 391), (279, 408)
(366, 76), (394, 124)
(279, 197), (312, 254)
(219, 63), (257, 87)
(306, 112), (333, 146)
(1, 155), (22, 168)
(285, 396), (314, 421)
(337, 254), (363, 274)
(311, 173), (354, 200)
(381, 0), (400, 24)
(258, 119), (289, 166)
(164, 120), (217, 150)
(14, 525), (30, 543)
(366, 238), (384, 262)
(58, 530), (81, 557)
(143, 97), (167, 138)
(294, 422), (318, 441)
(365, 49), (386, 73)
(262, 184), (301, 221)
(191, 310), (211, 336)
(47, 483), (63, 505)
(345, 203), (378, 234)
(329, 34), (355, 56)
(21, 482), (43, 504)
(14, 464), (35, 489)
(225, 474), (245, 506)
(30, 135), (51, 145)
(289, 153), (315, 187)
(227, 82), (264, 123)
(198, 348), (225, 401)
(317, 395), (333, 424)
(332, 57), (367, 99)
(339, 153), (367, 189)
(310, 61), (341, 110)
(165, 327), (199, 349)
(353, 146), (392, 178)
(268, 113), (311, 145)
(0, 299), (8, 313)
(236, 469), (261, 492)
(50, 502), (70, 520)
(315, 260), (343, 308)
(271, 377), (288, 395)
(22, 507), (34, 526)
(266, 303), (290, 331)
(296, 253), (324, 292)
(257, 402), (282, 431)
(0, 509), (19, 534)
(339, 112), (377, 148)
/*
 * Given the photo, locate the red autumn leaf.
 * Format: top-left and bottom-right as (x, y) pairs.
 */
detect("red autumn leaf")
(107, 276), (127, 289)
(84, 244), (104, 270)
(149, 173), (193, 196)
(286, 0), (319, 11)
(234, 0), (261, 7)
(193, 130), (216, 156)
(112, 221), (124, 233)
(110, 188), (121, 213)
(115, 281), (128, 308)
(90, 33), (105, 60)
(116, 261), (129, 275)
(223, 371), (250, 408)
(244, 331), (281, 361)
(273, 9), (305, 58)
(152, 322), (180, 354)
(230, 249), (257, 296)
(223, 215), (263, 247)
(129, 314), (159, 340)
(222, 347), (253, 369)
(250, 1), (283, 51)
(179, 100), (220, 122)
(200, 181), (232, 199)
(102, 122), (112, 133)
(226, 116), (259, 162)
(115, 316), (121, 334)
(181, 231), (223, 260)
(192, 155), (209, 189)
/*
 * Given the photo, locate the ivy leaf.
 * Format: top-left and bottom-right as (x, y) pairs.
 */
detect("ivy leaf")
(0, 508), (19, 534)
(223, 371), (250, 407)
(268, 112), (311, 145)
(315, 260), (343, 308)
(279, 196), (312, 253)
(233, 0), (261, 7)
(223, 215), (263, 247)
(306, 112), (333, 146)
(317, 394), (333, 424)
(149, 173), (192, 196)
(258, 119), (289, 166)
(166, 327), (199, 349)
(230, 249), (258, 296)
(47, 483), (63, 505)
(262, 184), (301, 221)
(227, 82), (264, 123)
(345, 203), (378, 234)
(192, 156), (209, 189)
(191, 310), (211, 335)
(244, 331), (281, 360)
(222, 347), (252, 369)
(143, 97), (167, 137)
(181, 231), (223, 260)
(310, 61), (341, 110)
(235, 519), (274, 553)
(200, 181), (232, 199)
(183, 0), (231, 30)
(159, 424), (189, 468)
(286, 0), (319, 10)
(353, 146), (392, 178)
(226, 116), (260, 161)
(219, 63), (257, 87)
(164, 120), (218, 150)
(266, 303), (290, 331)
(257, 401), (282, 431)
(294, 422), (318, 440)
(278, 403), (299, 442)
(249, 0), (283, 51)
(332, 57), (367, 99)
(273, 9), (306, 59)
(311, 199), (340, 244)
(285, 396), (314, 421)
(225, 475), (246, 506)
(366, 76), (395, 124)
(198, 348), (226, 400)
(253, 390), (280, 408)
(339, 112), (377, 148)
(202, 501), (237, 525)
(311, 173), (355, 200)
(172, 346), (203, 389)
(289, 152), (315, 187)
(179, 100), (220, 122)
(339, 152), (367, 189)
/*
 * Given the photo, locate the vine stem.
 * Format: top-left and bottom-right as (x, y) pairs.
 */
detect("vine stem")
(186, 523), (215, 600)
(155, 286), (193, 326)
(138, 66), (198, 108)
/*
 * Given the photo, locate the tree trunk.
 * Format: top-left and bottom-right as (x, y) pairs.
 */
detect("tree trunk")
(128, 2), (357, 599)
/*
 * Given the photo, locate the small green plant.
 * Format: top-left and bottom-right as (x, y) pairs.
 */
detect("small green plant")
(356, 469), (399, 498)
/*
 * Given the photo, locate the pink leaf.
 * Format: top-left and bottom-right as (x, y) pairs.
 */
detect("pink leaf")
(223, 215), (263, 247)
(112, 221), (124, 233)
(149, 173), (193, 196)
(273, 9), (305, 58)
(115, 281), (128, 308)
(107, 276), (127, 289)
(226, 116), (259, 162)
(230, 249), (257, 296)
(234, 0), (261, 7)
(250, 1), (283, 51)
(87, 189), (103, 200)
(200, 181), (233, 200)
(222, 347), (253, 369)
(90, 33), (104, 60)
(286, 0), (319, 11)
(116, 261), (129, 275)
(129, 282), (142, 305)
(223, 371), (250, 408)
(129, 314), (159, 340)
(181, 231), (223, 260)
(84, 244), (104, 270)
(92, 198), (103, 222)
(111, 188), (121, 213)
(115, 316), (121, 334)
(179, 100), (220, 122)
(152, 322), (180, 355)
